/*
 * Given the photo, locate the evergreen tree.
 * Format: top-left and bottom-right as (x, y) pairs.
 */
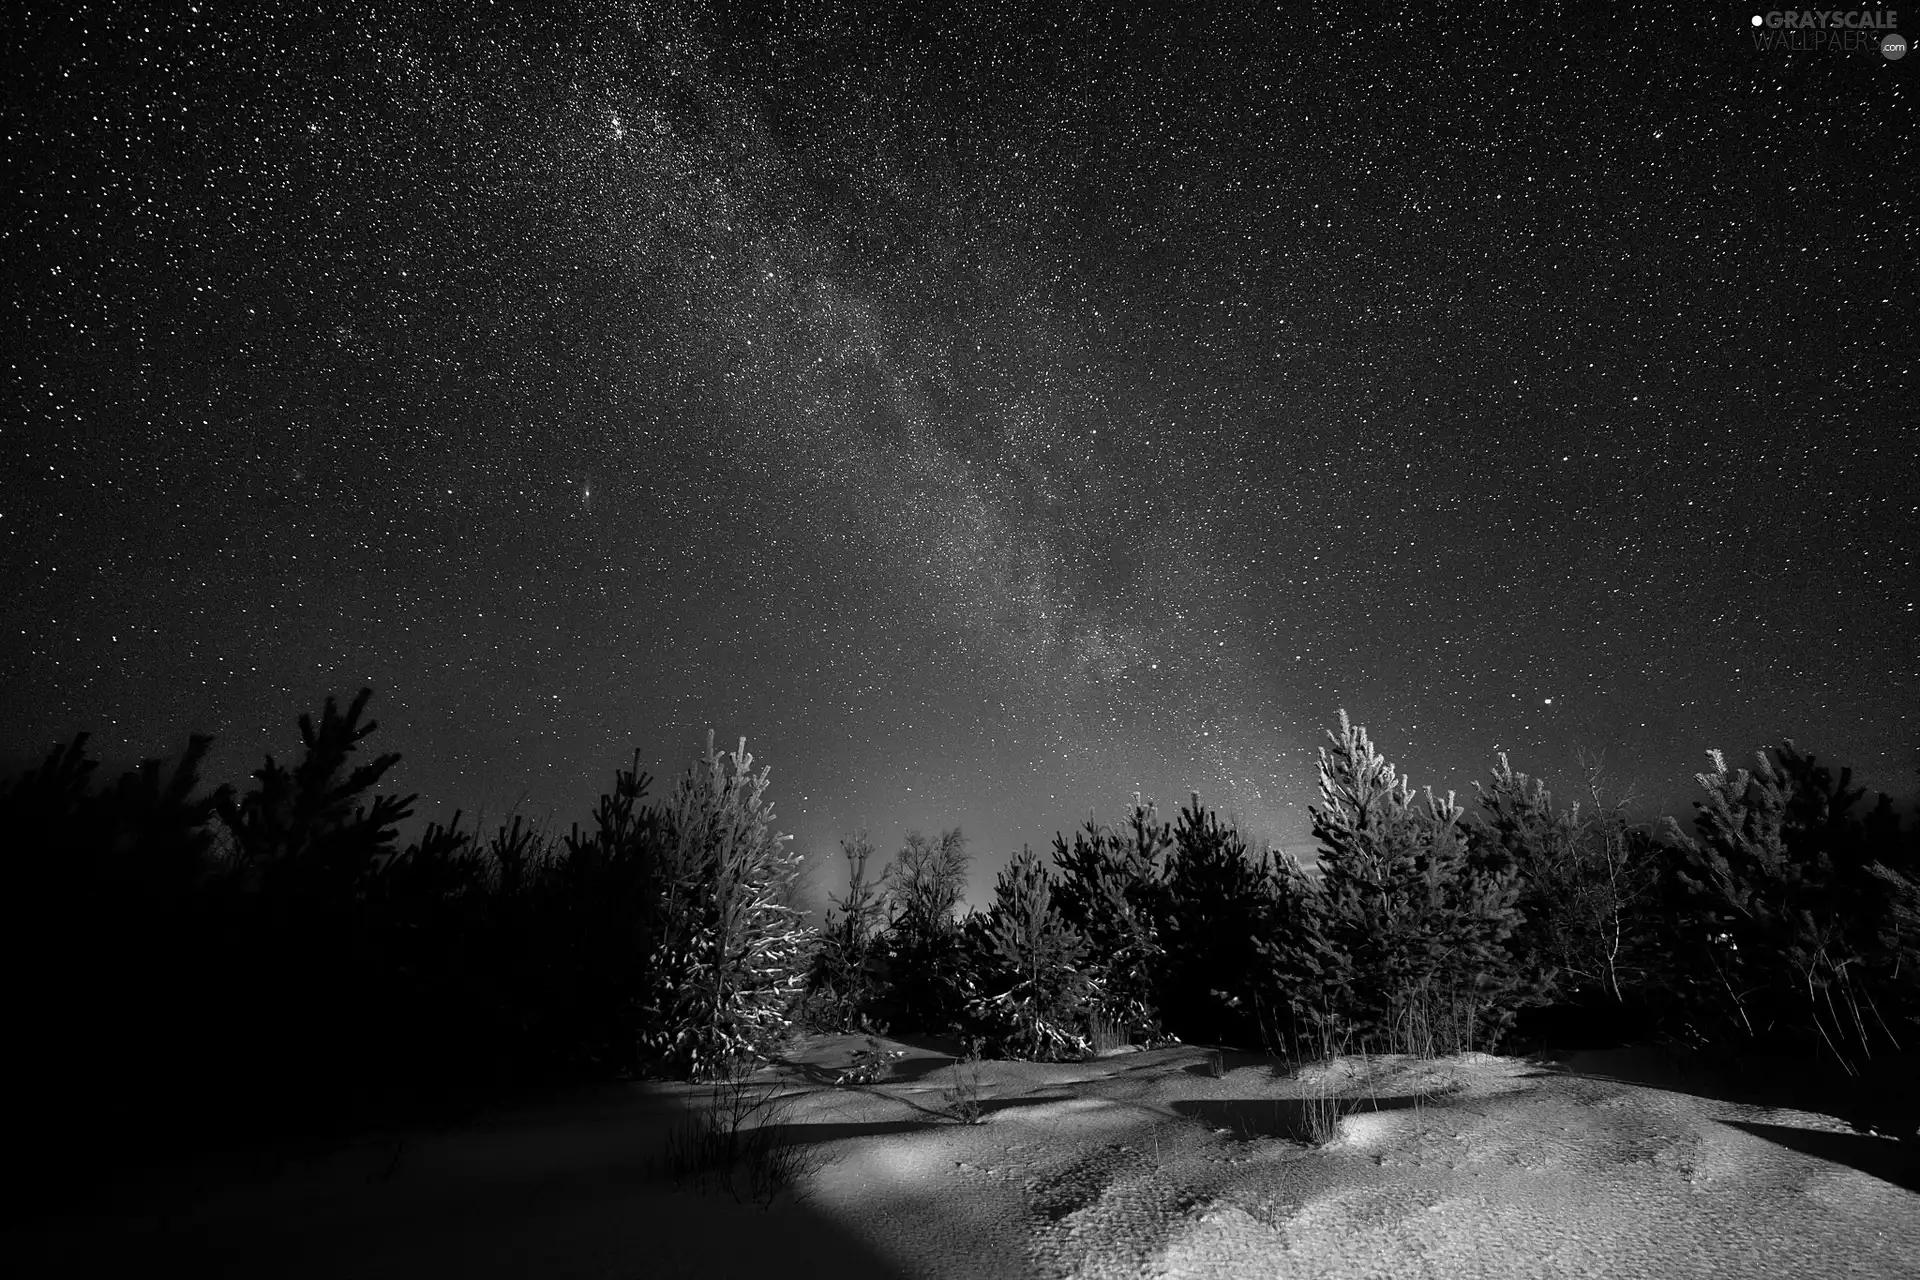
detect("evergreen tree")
(1469, 751), (1673, 1007)
(213, 688), (415, 913)
(208, 689), (419, 1132)
(557, 750), (670, 1077)
(806, 828), (889, 1031)
(1049, 796), (1172, 1041)
(1250, 846), (1335, 1059)
(1310, 710), (1525, 1055)
(643, 732), (810, 1079)
(1469, 754), (1580, 998)
(1158, 793), (1285, 1050)
(1469, 750), (1692, 1051)
(467, 813), (567, 1082)
(966, 845), (1097, 1059)
(1661, 741), (1920, 1076)
(3, 732), (231, 1170)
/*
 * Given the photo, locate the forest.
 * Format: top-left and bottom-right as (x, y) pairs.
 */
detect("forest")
(5, 689), (1916, 1217)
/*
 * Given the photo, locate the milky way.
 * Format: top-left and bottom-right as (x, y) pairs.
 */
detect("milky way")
(6, 3), (1914, 904)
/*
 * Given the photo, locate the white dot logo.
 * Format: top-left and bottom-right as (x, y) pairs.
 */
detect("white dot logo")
(1751, 14), (1763, 25)
(1884, 32), (1908, 60)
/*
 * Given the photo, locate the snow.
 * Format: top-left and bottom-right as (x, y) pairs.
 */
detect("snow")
(17, 1035), (1920, 1278)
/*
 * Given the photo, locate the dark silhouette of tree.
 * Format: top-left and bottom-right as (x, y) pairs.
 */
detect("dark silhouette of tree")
(214, 687), (415, 908)
(873, 827), (971, 1032)
(1158, 793), (1287, 1050)
(966, 845), (1095, 1059)
(204, 689), (420, 1135)
(1050, 796), (1173, 1042)
(552, 750), (669, 1077)
(1662, 741), (1920, 1078)
(806, 829), (890, 1031)
(2, 732), (230, 1185)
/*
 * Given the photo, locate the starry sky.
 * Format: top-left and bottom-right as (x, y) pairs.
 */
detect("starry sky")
(6, 2), (1915, 912)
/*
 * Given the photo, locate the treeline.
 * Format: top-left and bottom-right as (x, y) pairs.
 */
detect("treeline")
(814, 713), (1920, 1090)
(3, 691), (809, 1203)
(4, 693), (1917, 1206)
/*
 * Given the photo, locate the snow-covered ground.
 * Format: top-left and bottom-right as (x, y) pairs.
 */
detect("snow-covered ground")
(19, 1034), (1920, 1278)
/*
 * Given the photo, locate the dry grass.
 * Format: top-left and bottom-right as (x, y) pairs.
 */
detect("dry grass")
(1275, 986), (1476, 1147)
(940, 1040), (987, 1124)
(658, 1059), (830, 1208)
(1295, 1052), (1373, 1146)
(1085, 1012), (1132, 1056)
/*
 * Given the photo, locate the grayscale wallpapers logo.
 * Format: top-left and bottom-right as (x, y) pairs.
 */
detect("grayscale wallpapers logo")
(1748, 10), (1907, 57)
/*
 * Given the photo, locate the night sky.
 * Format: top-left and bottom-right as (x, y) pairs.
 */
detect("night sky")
(6, 3), (1914, 911)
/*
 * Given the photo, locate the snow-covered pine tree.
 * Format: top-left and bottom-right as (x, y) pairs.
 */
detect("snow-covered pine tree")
(1470, 751), (1665, 1013)
(1472, 754), (1575, 941)
(1250, 845), (1333, 1060)
(967, 844), (1097, 1060)
(1310, 710), (1524, 1056)
(643, 732), (810, 1080)
(1049, 796), (1172, 1042)
(1470, 754), (1593, 1009)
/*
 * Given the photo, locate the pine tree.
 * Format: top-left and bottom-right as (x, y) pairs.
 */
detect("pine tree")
(1469, 754), (1579, 992)
(1049, 796), (1172, 1041)
(207, 689), (419, 1132)
(1310, 710), (1524, 1055)
(1251, 846), (1334, 1059)
(465, 813), (563, 1081)
(557, 750), (669, 1077)
(1470, 751), (1671, 1007)
(806, 829), (889, 1031)
(1159, 793), (1286, 1050)
(966, 845), (1097, 1059)
(366, 813), (495, 1090)
(214, 688), (416, 912)
(1662, 741), (1920, 1077)
(643, 732), (810, 1080)
(3, 732), (233, 1171)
